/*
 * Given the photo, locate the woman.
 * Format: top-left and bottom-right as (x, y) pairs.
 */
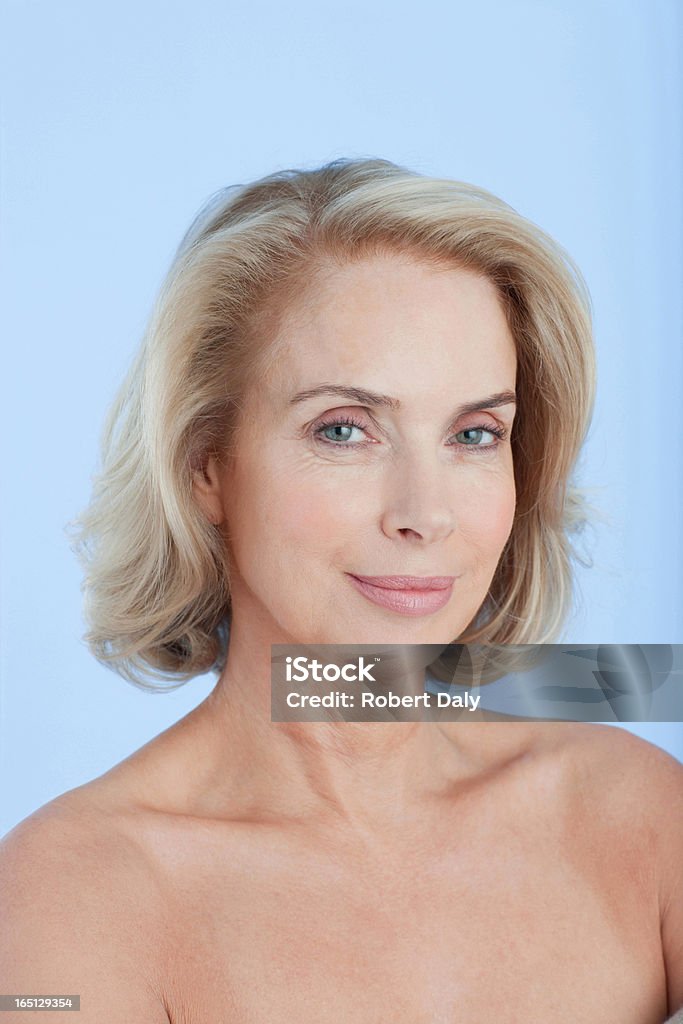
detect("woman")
(2, 158), (681, 1023)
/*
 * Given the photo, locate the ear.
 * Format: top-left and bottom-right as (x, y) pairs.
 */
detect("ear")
(191, 453), (226, 526)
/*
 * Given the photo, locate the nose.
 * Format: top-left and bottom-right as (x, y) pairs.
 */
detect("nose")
(380, 452), (456, 544)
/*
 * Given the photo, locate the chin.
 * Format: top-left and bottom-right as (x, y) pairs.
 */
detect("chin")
(342, 621), (458, 646)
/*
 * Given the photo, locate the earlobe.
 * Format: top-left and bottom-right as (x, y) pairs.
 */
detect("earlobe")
(191, 454), (225, 526)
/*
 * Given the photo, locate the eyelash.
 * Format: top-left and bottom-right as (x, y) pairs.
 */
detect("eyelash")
(312, 414), (508, 454)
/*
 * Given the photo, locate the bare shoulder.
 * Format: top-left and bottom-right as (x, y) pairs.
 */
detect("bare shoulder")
(0, 789), (171, 1022)
(548, 723), (683, 1014)
(552, 721), (683, 793)
(570, 723), (681, 817)
(544, 722), (683, 838)
(0, 779), (169, 892)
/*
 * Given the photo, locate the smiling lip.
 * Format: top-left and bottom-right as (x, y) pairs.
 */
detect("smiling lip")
(347, 574), (457, 616)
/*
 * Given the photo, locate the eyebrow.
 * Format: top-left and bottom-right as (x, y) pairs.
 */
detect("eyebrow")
(289, 384), (517, 416)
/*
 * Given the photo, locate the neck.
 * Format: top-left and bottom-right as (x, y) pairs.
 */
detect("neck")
(182, 621), (495, 837)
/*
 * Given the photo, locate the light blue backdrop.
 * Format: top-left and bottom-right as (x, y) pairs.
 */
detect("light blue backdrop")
(1, 0), (681, 837)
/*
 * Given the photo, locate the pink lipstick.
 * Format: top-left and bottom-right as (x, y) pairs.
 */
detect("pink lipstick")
(347, 574), (456, 616)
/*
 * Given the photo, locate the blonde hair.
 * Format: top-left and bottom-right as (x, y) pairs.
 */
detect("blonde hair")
(69, 157), (596, 690)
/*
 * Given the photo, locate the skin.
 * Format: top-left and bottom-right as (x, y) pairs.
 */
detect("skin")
(1, 254), (682, 1023)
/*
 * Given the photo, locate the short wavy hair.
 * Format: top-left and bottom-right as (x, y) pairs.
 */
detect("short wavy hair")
(69, 157), (596, 690)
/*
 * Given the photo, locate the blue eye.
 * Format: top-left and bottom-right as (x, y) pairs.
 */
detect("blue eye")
(454, 427), (501, 446)
(314, 416), (368, 447)
(320, 422), (364, 444)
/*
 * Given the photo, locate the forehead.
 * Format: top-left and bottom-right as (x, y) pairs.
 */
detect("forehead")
(264, 253), (517, 401)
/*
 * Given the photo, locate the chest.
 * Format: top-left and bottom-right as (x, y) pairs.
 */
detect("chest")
(158, 824), (666, 1023)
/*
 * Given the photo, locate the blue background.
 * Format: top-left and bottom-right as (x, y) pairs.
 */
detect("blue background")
(1, 0), (681, 837)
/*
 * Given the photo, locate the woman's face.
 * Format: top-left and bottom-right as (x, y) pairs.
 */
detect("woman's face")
(197, 253), (518, 647)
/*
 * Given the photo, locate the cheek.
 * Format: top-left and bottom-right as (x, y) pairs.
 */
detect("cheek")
(491, 486), (517, 545)
(458, 471), (516, 553)
(234, 460), (352, 563)
(279, 476), (380, 561)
